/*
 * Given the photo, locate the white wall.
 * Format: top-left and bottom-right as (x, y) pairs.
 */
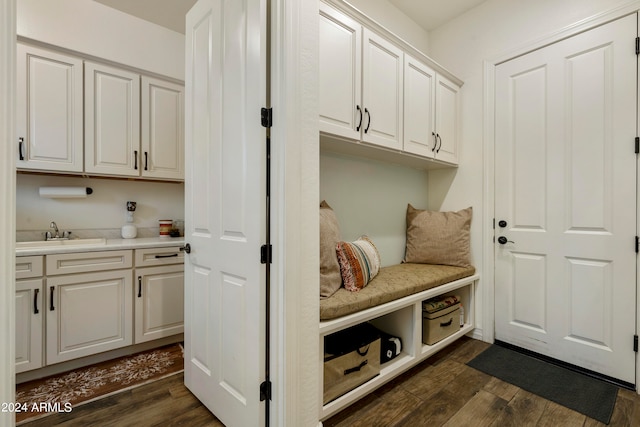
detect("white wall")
(344, 0), (429, 53)
(320, 150), (429, 266)
(17, 0), (185, 80)
(16, 174), (184, 233)
(426, 0), (636, 335)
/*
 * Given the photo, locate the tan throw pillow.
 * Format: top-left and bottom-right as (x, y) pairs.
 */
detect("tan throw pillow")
(404, 205), (472, 267)
(320, 201), (343, 298)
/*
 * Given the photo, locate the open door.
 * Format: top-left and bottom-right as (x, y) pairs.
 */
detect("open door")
(184, 0), (267, 425)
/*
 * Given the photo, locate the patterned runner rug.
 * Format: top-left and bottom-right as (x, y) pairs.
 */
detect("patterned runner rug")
(15, 343), (184, 425)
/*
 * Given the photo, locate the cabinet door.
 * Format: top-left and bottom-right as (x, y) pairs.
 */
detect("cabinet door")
(16, 44), (83, 172)
(85, 62), (140, 176)
(362, 29), (403, 150)
(141, 77), (185, 180)
(319, 3), (362, 141)
(15, 279), (43, 373)
(434, 74), (460, 164)
(135, 265), (184, 343)
(403, 55), (436, 158)
(46, 270), (133, 364)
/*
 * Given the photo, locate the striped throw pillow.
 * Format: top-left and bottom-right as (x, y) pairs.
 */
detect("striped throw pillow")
(336, 236), (381, 292)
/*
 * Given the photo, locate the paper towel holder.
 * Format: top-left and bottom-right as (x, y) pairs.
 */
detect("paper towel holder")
(39, 187), (94, 198)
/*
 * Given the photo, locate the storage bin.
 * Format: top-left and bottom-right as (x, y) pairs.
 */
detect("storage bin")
(323, 323), (381, 404)
(422, 296), (460, 345)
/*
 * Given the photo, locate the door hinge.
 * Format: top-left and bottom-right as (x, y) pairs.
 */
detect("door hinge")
(492, 218), (495, 229)
(260, 380), (272, 401)
(261, 244), (272, 264)
(636, 236), (639, 253)
(261, 107), (273, 128)
(634, 335), (638, 352)
(636, 37), (640, 55)
(635, 137), (639, 154)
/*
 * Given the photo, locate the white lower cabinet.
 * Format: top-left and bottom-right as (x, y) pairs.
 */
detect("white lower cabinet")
(46, 270), (133, 365)
(15, 256), (44, 373)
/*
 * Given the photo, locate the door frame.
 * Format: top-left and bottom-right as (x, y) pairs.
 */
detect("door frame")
(482, 1), (640, 389)
(0, 0), (16, 424)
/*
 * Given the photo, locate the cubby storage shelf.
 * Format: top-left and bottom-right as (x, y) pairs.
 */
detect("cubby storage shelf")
(319, 273), (479, 420)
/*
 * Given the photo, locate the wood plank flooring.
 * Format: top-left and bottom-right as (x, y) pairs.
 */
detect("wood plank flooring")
(20, 337), (640, 426)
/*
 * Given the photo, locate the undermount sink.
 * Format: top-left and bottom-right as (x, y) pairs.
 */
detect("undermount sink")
(16, 238), (107, 249)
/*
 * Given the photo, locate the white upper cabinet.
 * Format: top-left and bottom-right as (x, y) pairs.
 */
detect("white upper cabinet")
(319, 4), (361, 141)
(319, 4), (403, 151)
(362, 29), (403, 150)
(403, 55), (436, 158)
(318, 1), (462, 167)
(434, 74), (460, 164)
(141, 76), (185, 180)
(84, 61), (141, 177)
(16, 43), (83, 172)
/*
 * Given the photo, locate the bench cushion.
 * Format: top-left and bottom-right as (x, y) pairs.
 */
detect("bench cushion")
(320, 263), (476, 321)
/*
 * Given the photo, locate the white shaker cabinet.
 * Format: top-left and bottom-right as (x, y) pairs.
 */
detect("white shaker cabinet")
(319, 4), (403, 150)
(134, 247), (184, 343)
(141, 77), (185, 180)
(84, 62), (141, 177)
(15, 256), (44, 373)
(403, 55), (436, 158)
(45, 250), (133, 364)
(16, 43), (83, 173)
(433, 74), (460, 164)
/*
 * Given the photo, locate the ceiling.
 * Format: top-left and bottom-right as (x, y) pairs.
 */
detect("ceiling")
(94, 0), (486, 34)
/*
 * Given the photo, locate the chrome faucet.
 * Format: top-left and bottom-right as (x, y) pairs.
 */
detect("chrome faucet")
(50, 221), (59, 237)
(45, 221), (71, 241)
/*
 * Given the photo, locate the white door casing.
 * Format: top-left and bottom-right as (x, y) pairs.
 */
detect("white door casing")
(185, 0), (266, 426)
(494, 14), (637, 384)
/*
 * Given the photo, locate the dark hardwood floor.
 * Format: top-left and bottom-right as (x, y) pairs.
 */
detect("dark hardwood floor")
(20, 337), (640, 426)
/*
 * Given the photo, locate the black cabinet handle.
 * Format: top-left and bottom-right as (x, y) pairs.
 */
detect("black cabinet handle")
(436, 133), (442, 153)
(49, 286), (55, 311)
(356, 105), (363, 131)
(138, 276), (142, 298)
(155, 253), (178, 259)
(134, 150), (138, 170)
(33, 288), (39, 314)
(18, 137), (25, 160)
(431, 132), (437, 152)
(144, 152), (148, 171)
(364, 108), (371, 133)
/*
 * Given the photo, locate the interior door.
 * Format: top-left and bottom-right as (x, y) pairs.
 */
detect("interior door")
(494, 14), (637, 384)
(184, 0), (267, 426)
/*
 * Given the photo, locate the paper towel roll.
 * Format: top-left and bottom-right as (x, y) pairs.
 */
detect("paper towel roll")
(39, 187), (93, 198)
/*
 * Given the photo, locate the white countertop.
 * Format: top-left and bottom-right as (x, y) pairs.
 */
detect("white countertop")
(16, 237), (185, 257)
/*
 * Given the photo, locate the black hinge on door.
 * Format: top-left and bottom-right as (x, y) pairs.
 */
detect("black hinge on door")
(261, 107), (273, 128)
(636, 236), (639, 253)
(260, 380), (272, 401)
(634, 335), (638, 352)
(636, 37), (640, 55)
(261, 244), (272, 264)
(635, 137), (639, 154)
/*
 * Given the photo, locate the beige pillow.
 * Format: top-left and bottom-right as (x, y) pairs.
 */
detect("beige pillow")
(404, 205), (472, 267)
(320, 201), (343, 298)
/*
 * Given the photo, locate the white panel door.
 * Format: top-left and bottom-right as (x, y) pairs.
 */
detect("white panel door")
(318, 2), (362, 141)
(362, 28), (403, 150)
(16, 43), (83, 172)
(495, 14), (637, 384)
(185, 0), (266, 426)
(141, 76), (184, 180)
(403, 54), (436, 158)
(85, 62), (140, 177)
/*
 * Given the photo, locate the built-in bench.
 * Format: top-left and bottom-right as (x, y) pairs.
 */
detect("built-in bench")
(320, 263), (476, 321)
(319, 263), (479, 420)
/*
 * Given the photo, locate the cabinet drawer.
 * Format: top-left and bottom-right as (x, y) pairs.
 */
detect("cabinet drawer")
(16, 256), (44, 279)
(135, 247), (184, 267)
(46, 250), (133, 275)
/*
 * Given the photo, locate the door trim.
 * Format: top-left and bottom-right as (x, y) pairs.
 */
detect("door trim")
(483, 1), (640, 388)
(0, 0), (16, 420)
